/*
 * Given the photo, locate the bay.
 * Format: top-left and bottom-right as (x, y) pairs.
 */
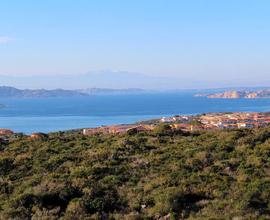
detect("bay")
(1, 93), (270, 134)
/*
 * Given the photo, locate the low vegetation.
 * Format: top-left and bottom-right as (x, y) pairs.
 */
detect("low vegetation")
(1, 126), (270, 219)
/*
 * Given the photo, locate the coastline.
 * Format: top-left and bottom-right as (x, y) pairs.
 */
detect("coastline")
(1, 94), (270, 134)
(2, 111), (270, 136)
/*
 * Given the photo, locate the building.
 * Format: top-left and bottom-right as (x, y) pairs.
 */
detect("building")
(30, 133), (48, 140)
(171, 123), (192, 131)
(0, 129), (14, 136)
(160, 117), (175, 123)
(237, 123), (255, 129)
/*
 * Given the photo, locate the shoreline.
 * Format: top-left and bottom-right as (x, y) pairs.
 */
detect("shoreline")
(1, 111), (270, 135)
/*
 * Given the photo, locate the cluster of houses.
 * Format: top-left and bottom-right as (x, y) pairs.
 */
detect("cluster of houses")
(160, 115), (194, 123)
(199, 112), (270, 129)
(159, 112), (270, 130)
(82, 112), (270, 136)
(1, 112), (270, 139)
(0, 128), (49, 143)
(83, 124), (155, 135)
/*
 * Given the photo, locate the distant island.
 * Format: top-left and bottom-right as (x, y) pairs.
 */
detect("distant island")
(78, 88), (146, 95)
(0, 86), (147, 98)
(195, 89), (270, 99)
(4, 86), (270, 99)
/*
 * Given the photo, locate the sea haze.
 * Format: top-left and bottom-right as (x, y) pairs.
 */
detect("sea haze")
(1, 93), (270, 134)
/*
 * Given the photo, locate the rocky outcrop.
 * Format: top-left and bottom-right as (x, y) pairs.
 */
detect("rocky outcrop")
(208, 91), (246, 99)
(197, 90), (270, 99)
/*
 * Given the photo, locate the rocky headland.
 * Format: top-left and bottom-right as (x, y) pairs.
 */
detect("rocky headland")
(197, 90), (270, 99)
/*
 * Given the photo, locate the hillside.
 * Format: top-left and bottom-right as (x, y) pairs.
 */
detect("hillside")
(1, 127), (270, 219)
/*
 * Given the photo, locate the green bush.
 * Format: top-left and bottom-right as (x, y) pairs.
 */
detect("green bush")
(1, 128), (270, 219)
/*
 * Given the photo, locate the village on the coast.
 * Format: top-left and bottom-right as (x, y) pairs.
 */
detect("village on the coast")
(82, 112), (270, 135)
(1, 112), (270, 142)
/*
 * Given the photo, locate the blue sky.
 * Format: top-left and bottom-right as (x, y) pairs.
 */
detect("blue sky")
(1, 0), (270, 88)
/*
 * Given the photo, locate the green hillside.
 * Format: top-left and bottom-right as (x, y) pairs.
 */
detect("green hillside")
(1, 127), (270, 219)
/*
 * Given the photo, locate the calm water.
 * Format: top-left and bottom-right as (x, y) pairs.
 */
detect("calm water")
(1, 93), (270, 133)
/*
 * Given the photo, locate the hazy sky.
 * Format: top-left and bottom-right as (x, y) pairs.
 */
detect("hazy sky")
(1, 0), (270, 87)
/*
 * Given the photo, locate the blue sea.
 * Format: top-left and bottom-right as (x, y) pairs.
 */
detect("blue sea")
(1, 93), (270, 134)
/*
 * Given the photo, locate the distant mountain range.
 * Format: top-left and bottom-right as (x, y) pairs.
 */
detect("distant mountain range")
(0, 70), (208, 90)
(195, 90), (270, 99)
(2, 71), (270, 90)
(0, 86), (148, 98)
